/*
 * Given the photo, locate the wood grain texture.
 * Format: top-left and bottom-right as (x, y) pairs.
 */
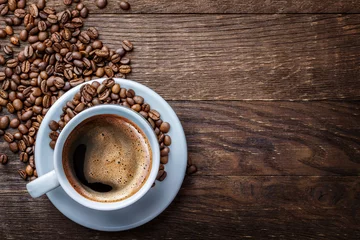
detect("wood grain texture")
(0, 176), (359, 239)
(1, 101), (360, 189)
(40, 0), (360, 14)
(1, 14), (360, 100)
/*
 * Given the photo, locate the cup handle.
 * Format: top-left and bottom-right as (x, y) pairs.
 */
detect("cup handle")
(26, 170), (60, 198)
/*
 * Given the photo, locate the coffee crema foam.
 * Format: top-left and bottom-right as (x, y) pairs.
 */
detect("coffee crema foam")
(63, 114), (152, 202)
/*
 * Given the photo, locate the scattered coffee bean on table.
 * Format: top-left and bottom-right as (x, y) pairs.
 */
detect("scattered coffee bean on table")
(120, 1), (131, 10)
(96, 0), (107, 9)
(47, 78), (173, 186)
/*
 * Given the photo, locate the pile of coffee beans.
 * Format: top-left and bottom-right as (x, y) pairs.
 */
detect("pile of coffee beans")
(0, 0), (197, 181)
(0, 0), (134, 180)
(47, 78), (171, 185)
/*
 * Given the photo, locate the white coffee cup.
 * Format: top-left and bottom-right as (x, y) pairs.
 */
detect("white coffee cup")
(26, 104), (160, 211)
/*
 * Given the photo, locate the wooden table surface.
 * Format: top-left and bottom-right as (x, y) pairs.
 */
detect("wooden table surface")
(1, 0), (360, 239)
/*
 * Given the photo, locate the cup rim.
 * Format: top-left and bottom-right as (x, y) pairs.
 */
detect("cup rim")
(53, 104), (160, 211)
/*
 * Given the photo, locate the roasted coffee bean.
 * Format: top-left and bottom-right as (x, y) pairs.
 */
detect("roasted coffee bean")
(80, 7), (89, 18)
(12, 17), (22, 26)
(9, 118), (20, 128)
(49, 140), (56, 149)
(18, 140), (26, 152)
(160, 146), (170, 157)
(18, 169), (27, 180)
(6, 58), (17, 68)
(14, 132), (22, 140)
(12, 99), (23, 111)
(48, 120), (59, 131)
(0, 97), (8, 106)
(37, 0), (46, 9)
(4, 26), (13, 37)
(148, 117), (155, 129)
(0, 55), (5, 65)
(9, 142), (18, 153)
(120, 1), (131, 10)
(186, 165), (198, 175)
(0, 4), (8, 16)
(21, 110), (33, 121)
(5, 17), (13, 26)
(160, 122), (170, 133)
(120, 57), (130, 65)
(28, 127), (36, 137)
(164, 135), (172, 146)
(18, 124), (28, 134)
(160, 156), (168, 164)
(17, 0), (26, 9)
(133, 96), (144, 104)
(0, 29), (6, 39)
(87, 27), (99, 39)
(20, 152), (28, 163)
(4, 45), (13, 55)
(25, 165), (34, 176)
(119, 65), (131, 74)
(19, 30), (28, 41)
(8, 0), (16, 11)
(6, 103), (14, 113)
(96, 0), (107, 9)
(0, 116), (9, 129)
(122, 40), (133, 51)
(131, 104), (141, 112)
(158, 171), (167, 181)
(29, 3), (39, 17)
(49, 131), (59, 140)
(0, 153), (8, 164)
(4, 132), (14, 142)
(70, 78), (84, 87)
(63, 0), (72, 5)
(42, 95), (50, 108)
(149, 109), (160, 121)
(14, 9), (26, 18)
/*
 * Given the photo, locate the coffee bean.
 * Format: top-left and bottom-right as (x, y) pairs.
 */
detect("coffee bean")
(0, 55), (5, 66)
(5, 18), (13, 26)
(149, 109), (160, 121)
(148, 117), (155, 129)
(17, 0), (26, 9)
(160, 156), (168, 164)
(9, 142), (18, 153)
(63, 0), (72, 5)
(122, 40), (133, 51)
(142, 103), (150, 113)
(12, 17), (22, 26)
(9, 118), (20, 128)
(49, 131), (59, 140)
(10, 36), (20, 46)
(119, 65), (131, 74)
(5, 26), (13, 36)
(18, 169), (27, 180)
(37, 0), (46, 9)
(20, 152), (28, 163)
(4, 132), (14, 142)
(160, 122), (170, 133)
(186, 165), (198, 175)
(18, 124), (28, 134)
(49, 140), (56, 149)
(14, 9), (26, 18)
(96, 0), (107, 9)
(0, 153), (8, 164)
(48, 120), (59, 131)
(120, 1), (131, 10)
(0, 4), (8, 16)
(160, 147), (170, 157)
(21, 110), (33, 121)
(26, 165), (34, 176)
(12, 99), (23, 111)
(18, 140), (26, 152)
(0, 29), (6, 39)
(14, 132), (22, 140)
(19, 30), (28, 41)
(4, 45), (13, 55)
(8, 0), (16, 11)
(87, 27), (99, 39)
(158, 171), (167, 181)
(29, 4), (39, 17)
(6, 103), (14, 113)
(0, 116), (9, 129)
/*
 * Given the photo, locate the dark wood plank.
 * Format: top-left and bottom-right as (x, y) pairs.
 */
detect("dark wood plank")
(0, 176), (359, 239)
(1, 101), (360, 188)
(3, 14), (360, 100)
(39, 0), (360, 14)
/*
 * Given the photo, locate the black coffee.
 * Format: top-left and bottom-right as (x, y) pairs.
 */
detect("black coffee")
(63, 114), (152, 202)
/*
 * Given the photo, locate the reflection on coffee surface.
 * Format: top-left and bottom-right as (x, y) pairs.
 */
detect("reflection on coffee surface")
(63, 114), (152, 202)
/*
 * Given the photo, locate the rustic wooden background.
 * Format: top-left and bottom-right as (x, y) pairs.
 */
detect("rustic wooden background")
(1, 0), (360, 239)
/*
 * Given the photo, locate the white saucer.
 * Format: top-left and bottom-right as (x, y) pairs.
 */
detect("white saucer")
(35, 78), (187, 231)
